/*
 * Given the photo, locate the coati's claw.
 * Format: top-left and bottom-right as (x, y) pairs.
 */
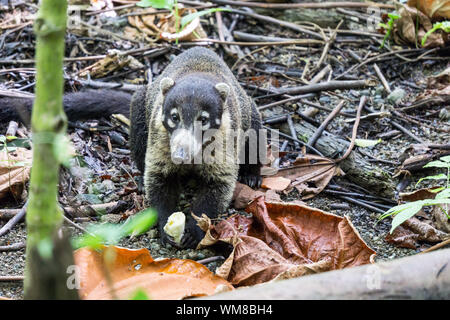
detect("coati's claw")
(180, 218), (205, 249)
(239, 174), (262, 189)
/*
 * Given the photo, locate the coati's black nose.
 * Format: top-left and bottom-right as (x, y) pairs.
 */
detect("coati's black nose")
(172, 147), (189, 163)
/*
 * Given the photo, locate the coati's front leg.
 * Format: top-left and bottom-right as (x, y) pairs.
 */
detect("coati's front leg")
(145, 172), (180, 246)
(182, 175), (236, 248)
(238, 102), (263, 188)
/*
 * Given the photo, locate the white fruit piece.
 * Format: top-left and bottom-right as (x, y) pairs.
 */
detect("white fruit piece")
(163, 211), (186, 244)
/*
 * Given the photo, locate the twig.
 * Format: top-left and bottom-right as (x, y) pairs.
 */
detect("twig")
(308, 100), (346, 148)
(276, 79), (373, 95)
(338, 196), (386, 214)
(286, 115), (300, 149)
(0, 201), (27, 237)
(373, 63), (391, 93)
(196, 256), (225, 265)
(264, 126), (324, 157)
(335, 96), (367, 163)
(229, 8), (323, 40)
(389, 120), (425, 144)
(189, 38), (324, 46)
(420, 238), (450, 254)
(0, 276), (24, 281)
(0, 242), (26, 252)
(207, 0), (395, 9)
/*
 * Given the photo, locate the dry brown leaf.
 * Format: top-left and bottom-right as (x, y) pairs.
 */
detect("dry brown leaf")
(74, 246), (233, 300)
(79, 50), (144, 78)
(128, 6), (207, 42)
(200, 197), (375, 286)
(428, 66), (450, 90)
(261, 176), (291, 191)
(408, 0), (450, 19)
(432, 203), (450, 233)
(391, 184), (449, 248)
(231, 182), (265, 209)
(0, 148), (32, 200)
(386, 217), (448, 248)
(394, 5), (448, 47)
(274, 154), (337, 199)
(400, 187), (442, 201)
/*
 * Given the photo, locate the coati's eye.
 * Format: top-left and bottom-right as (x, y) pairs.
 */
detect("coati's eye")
(199, 116), (208, 125)
(198, 111), (210, 126)
(170, 109), (180, 123)
(171, 113), (180, 122)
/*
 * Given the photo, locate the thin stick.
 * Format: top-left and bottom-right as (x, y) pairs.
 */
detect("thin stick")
(420, 238), (450, 254)
(189, 38), (324, 46)
(196, 256), (225, 265)
(0, 276), (24, 282)
(335, 96), (367, 163)
(308, 100), (346, 148)
(207, 0), (395, 9)
(0, 242), (26, 252)
(373, 63), (391, 93)
(0, 201), (27, 237)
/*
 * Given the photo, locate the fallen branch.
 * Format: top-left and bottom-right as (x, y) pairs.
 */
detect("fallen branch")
(206, 0), (395, 10)
(206, 248), (450, 299)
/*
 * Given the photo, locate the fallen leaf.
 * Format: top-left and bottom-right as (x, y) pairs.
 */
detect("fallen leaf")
(432, 203), (450, 233)
(128, 6), (207, 42)
(0, 148), (32, 200)
(408, 0), (450, 19)
(231, 182), (265, 209)
(79, 50), (144, 79)
(261, 176), (291, 191)
(394, 4), (448, 47)
(198, 197), (375, 286)
(386, 217), (447, 248)
(74, 245), (233, 300)
(275, 154), (337, 200)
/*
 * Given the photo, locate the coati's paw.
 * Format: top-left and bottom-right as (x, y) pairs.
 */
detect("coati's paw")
(179, 218), (205, 249)
(159, 217), (204, 249)
(239, 173), (262, 189)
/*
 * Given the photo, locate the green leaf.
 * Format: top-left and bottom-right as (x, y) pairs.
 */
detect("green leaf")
(423, 198), (450, 206)
(72, 233), (104, 250)
(440, 155), (450, 163)
(416, 173), (447, 186)
(7, 138), (31, 149)
(423, 160), (450, 168)
(72, 209), (157, 249)
(422, 21), (450, 46)
(355, 138), (381, 148)
(390, 202), (423, 233)
(130, 288), (151, 300)
(181, 8), (231, 29)
(136, 0), (174, 10)
(121, 208), (158, 237)
(436, 188), (450, 200)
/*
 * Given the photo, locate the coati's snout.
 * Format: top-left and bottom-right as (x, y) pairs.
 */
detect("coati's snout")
(159, 75), (230, 163)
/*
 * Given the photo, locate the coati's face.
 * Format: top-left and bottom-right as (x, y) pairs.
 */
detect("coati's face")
(160, 76), (230, 163)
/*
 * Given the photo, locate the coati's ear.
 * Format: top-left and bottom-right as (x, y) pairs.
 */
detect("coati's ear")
(160, 77), (175, 95)
(215, 83), (230, 102)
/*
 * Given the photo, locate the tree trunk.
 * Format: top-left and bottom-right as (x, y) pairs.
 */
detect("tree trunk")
(24, 0), (78, 300)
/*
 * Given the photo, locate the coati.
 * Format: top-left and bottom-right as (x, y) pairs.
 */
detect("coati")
(0, 47), (263, 249)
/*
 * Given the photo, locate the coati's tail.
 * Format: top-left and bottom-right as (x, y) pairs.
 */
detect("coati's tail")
(0, 89), (132, 125)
